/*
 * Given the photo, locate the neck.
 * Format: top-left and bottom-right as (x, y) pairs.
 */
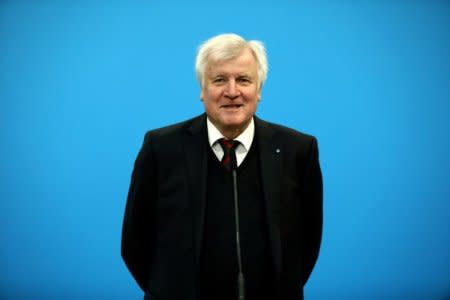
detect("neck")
(219, 121), (251, 140)
(221, 129), (243, 140)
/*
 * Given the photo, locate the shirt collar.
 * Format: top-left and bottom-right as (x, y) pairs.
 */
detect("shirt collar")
(206, 117), (255, 151)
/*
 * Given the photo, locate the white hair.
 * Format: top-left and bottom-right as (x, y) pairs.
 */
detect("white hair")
(195, 33), (268, 89)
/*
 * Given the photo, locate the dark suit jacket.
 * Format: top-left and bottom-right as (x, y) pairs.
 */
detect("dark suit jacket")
(122, 114), (323, 300)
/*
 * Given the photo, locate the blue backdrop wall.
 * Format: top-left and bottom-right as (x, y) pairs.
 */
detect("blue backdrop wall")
(1, 1), (449, 299)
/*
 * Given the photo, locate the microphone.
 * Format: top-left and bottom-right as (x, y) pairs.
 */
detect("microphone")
(231, 155), (245, 300)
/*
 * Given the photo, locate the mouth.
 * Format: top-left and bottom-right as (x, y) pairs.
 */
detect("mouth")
(221, 104), (243, 109)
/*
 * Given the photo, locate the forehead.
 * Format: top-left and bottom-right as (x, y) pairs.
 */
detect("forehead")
(206, 48), (258, 75)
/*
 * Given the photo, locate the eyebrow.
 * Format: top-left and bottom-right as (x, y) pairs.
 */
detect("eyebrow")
(209, 73), (253, 78)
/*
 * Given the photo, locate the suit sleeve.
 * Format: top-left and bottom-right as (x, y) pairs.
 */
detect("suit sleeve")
(300, 137), (323, 285)
(121, 132), (155, 292)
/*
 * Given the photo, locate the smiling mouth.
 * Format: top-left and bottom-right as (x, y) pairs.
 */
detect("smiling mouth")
(221, 104), (243, 109)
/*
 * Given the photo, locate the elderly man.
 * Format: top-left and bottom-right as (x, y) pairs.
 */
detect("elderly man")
(122, 33), (323, 300)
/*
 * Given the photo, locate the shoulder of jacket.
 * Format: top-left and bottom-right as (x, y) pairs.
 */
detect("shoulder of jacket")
(144, 114), (204, 141)
(255, 116), (317, 143)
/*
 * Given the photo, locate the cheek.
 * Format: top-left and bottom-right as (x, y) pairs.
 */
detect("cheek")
(203, 99), (219, 113)
(244, 91), (260, 105)
(212, 89), (223, 100)
(203, 88), (221, 102)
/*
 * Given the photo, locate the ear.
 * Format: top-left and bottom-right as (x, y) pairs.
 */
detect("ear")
(200, 89), (205, 101)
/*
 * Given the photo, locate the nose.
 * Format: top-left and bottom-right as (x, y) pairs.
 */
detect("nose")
(224, 79), (240, 100)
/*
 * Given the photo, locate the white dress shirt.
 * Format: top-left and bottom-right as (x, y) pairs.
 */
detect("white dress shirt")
(206, 117), (255, 167)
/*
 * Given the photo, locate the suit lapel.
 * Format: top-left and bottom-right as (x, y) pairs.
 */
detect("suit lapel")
(183, 114), (209, 266)
(255, 116), (283, 279)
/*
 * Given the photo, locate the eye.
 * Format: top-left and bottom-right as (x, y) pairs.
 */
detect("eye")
(212, 77), (225, 84)
(238, 77), (251, 84)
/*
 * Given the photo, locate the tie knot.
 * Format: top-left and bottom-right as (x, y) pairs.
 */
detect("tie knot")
(218, 138), (239, 151)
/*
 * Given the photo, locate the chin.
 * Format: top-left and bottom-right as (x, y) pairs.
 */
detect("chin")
(222, 118), (249, 129)
(221, 117), (243, 125)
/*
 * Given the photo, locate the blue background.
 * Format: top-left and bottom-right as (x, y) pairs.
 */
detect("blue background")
(1, 1), (449, 299)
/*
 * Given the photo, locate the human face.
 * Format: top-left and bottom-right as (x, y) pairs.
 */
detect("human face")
(201, 48), (261, 138)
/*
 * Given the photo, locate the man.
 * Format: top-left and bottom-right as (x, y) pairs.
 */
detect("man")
(122, 33), (323, 300)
